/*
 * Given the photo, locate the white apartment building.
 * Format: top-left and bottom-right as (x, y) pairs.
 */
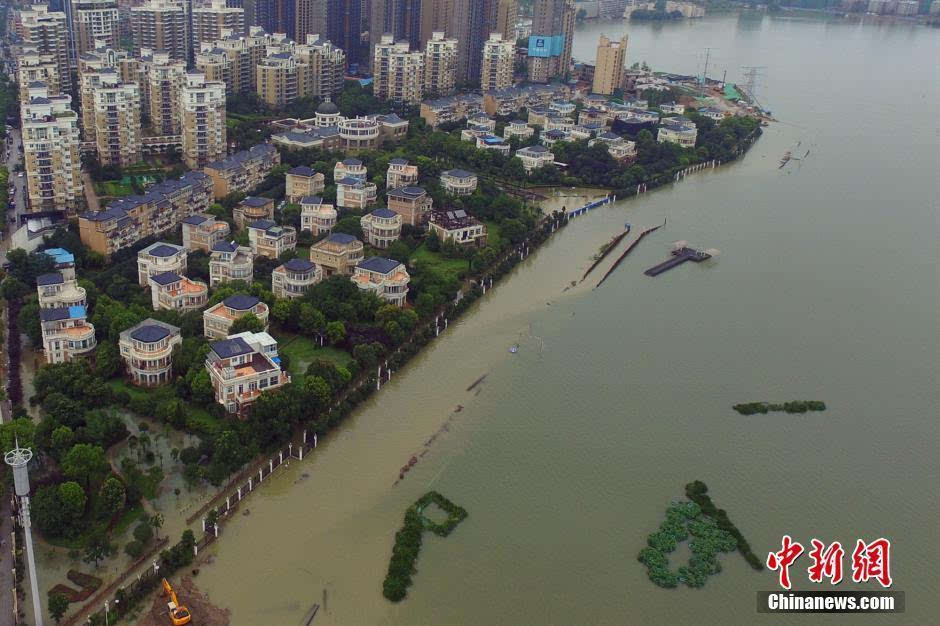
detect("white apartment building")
(209, 241), (254, 286)
(440, 169), (478, 196)
(118, 319), (181, 386)
(360, 208), (402, 249)
(180, 72), (227, 169)
(148, 271), (209, 312)
(373, 34), (424, 105)
(92, 73), (141, 167)
(503, 119), (535, 140)
(657, 118), (698, 147)
(351, 258), (410, 307)
(481, 33), (514, 93)
(516, 145), (556, 172)
(205, 332), (290, 415)
(137, 242), (187, 286)
(40, 305), (97, 364)
(299, 196), (337, 234)
(424, 31), (458, 98)
(20, 86), (84, 213)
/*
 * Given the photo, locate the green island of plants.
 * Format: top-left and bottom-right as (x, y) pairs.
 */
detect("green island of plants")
(637, 500), (738, 588)
(685, 481), (763, 571)
(732, 401), (826, 415)
(382, 491), (468, 602)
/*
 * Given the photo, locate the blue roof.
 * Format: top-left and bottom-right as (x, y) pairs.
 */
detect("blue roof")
(39, 307), (71, 322)
(249, 219), (277, 230)
(224, 294), (259, 310)
(359, 257), (401, 274)
(241, 196), (270, 207)
(36, 272), (64, 286)
(389, 158), (407, 165)
(341, 158), (362, 166)
(482, 136), (505, 145)
(283, 258), (314, 272)
(150, 271), (181, 286)
(443, 169), (475, 179)
(336, 176), (364, 186)
(212, 240), (238, 253)
(148, 244), (179, 257)
(43, 248), (74, 265)
(300, 195), (323, 205)
(326, 233), (357, 245)
(130, 324), (170, 342)
(389, 186), (425, 198)
(289, 166), (316, 176)
(182, 214), (208, 225)
(210, 337), (253, 359)
(69, 305), (86, 318)
(370, 208), (397, 219)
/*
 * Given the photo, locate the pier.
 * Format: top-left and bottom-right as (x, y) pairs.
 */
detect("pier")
(594, 223), (664, 288)
(567, 194), (615, 219)
(644, 247), (712, 277)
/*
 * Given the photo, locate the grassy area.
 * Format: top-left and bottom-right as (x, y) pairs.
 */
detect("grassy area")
(410, 244), (468, 282)
(277, 333), (350, 378)
(484, 220), (503, 249)
(95, 181), (134, 197)
(106, 379), (223, 436)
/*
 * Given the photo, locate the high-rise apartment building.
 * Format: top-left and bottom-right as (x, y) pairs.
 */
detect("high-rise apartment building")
(256, 51), (310, 107)
(592, 34), (627, 95)
(480, 32), (514, 92)
(192, 0), (245, 53)
(449, 0), (490, 84)
(180, 72), (227, 169)
(527, 0), (574, 83)
(17, 49), (61, 103)
(296, 35), (347, 98)
(326, 0), (363, 66)
(92, 74), (142, 166)
(77, 45), (126, 142)
(147, 53), (186, 135)
(369, 0), (422, 66)
(424, 31), (457, 98)
(19, 5), (71, 95)
(195, 26), (276, 95)
(20, 85), (84, 213)
(418, 0), (452, 48)
(70, 0), (120, 55)
(373, 34), (424, 104)
(131, 0), (188, 62)
(495, 0), (517, 41)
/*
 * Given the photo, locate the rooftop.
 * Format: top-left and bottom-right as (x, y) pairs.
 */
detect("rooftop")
(442, 169), (475, 179)
(288, 165), (316, 176)
(210, 336), (253, 359)
(358, 257), (402, 275)
(223, 294), (259, 310)
(283, 258), (315, 272)
(149, 271), (182, 286)
(144, 243), (181, 258)
(370, 208), (398, 219)
(241, 196), (271, 207)
(130, 324), (170, 343)
(36, 272), (64, 286)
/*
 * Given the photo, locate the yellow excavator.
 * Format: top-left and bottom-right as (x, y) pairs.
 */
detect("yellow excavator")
(161, 578), (192, 625)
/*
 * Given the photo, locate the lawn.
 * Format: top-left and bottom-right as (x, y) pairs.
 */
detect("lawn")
(106, 379), (223, 436)
(410, 244), (468, 282)
(95, 181), (134, 197)
(277, 333), (351, 378)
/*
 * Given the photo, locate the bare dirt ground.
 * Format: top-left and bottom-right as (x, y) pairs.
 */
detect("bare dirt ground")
(136, 574), (230, 626)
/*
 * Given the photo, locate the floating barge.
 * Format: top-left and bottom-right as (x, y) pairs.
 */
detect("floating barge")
(644, 247), (712, 277)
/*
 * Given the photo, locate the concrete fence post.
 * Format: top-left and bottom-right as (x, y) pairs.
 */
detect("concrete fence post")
(214, 525), (219, 538)
(193, 544), (198, 557)
(303, 429), (307, 444)
(226, 496), (230, 511)
(202, 518), (206, 532)
(279, 451), (283, 466)
(238, 486), (242, 500)
(269, 459), (273, 474)
(248, 477), (253, 491)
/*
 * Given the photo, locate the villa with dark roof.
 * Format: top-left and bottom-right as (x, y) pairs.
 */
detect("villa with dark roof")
(351, 257), (410, 307)
(309, 232), (364, 276)
(440, 169), (478, 196)
(148, 271), (209, 312)
(118, 319), (182, 386)
(333, 158), (367, 183)
(360, 208), (402, 249)
(209, 240), (254, 287)
(299, 196), (337, 234)
(233, 196), (275, 229)
(387, 186), (432, 226)
(203, 294), (270, 339)
(429, 209), (487, 247)
(272, 258), (322, 299)
(285, 166), (325, 202)
(386, 158), (418, 189)
(36, 266), (86, 310)
(205, 332), (290, 416)
(203, 143), (280, 198)
(137, 242), (187, 286)
(40, 305), (96, 364)
(247, 219), (297, 258)
(516, 145), (556, 172)
(181, 213), (231, 253)
(336, 177), (377, 210)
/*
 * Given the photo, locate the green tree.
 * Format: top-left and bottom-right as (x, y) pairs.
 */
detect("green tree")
(151, 512), (165, 539)
(133, 520), (154, 544)
(298, 303), (326, 334)
(48, 592), (69, 623)
(58, 481), (87, 524)
(62, 444), (109, 490)
(51, 425), (75, 459)
(229, 312), (265, 334)
(83, 530), (115, 568)
(325, 320), (345, 344)
(98, 477), (127, 519)
(94, 340), (122, 378)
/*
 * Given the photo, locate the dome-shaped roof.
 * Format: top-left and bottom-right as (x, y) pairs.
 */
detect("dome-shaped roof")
(317, 101), (339, 115)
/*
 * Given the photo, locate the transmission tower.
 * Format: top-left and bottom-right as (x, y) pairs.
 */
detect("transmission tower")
(740, 66), (766, 111)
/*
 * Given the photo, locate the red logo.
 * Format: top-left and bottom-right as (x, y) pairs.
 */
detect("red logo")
(852, 538), (892, 588)
(807, 539), (844, 584)
(766, 535), (804, 590)
(768, 536), (892, 588)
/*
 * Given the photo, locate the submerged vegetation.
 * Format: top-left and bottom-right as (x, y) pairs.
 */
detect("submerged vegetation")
(637, 500), (737, 588)
(685, 481), (763, 571)
(383, 491), (468, 602)
(733, 401), (826, 415)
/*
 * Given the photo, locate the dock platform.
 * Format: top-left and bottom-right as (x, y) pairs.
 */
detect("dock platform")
(644, 247), (711, 277)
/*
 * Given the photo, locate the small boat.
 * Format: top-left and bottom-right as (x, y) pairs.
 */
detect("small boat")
(509, 345), (519, 354)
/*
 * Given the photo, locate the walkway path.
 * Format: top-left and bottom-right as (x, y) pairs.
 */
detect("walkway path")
(82, 171), (100, 212)
(0, 498), (15, 626)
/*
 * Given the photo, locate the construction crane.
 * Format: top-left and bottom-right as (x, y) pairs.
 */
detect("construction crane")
(740, 66), (767, 112)
(161, 578), (192, 626)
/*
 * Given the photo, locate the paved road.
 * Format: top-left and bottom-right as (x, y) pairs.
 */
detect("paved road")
(0, 497), (15, 626)
(2, 126), (26, 265)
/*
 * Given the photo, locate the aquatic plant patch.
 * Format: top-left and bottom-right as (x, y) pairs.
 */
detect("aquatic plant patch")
(732, 401), (826, 415)
(637, 500), (738, 588)
(383, 491), (468, 602)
